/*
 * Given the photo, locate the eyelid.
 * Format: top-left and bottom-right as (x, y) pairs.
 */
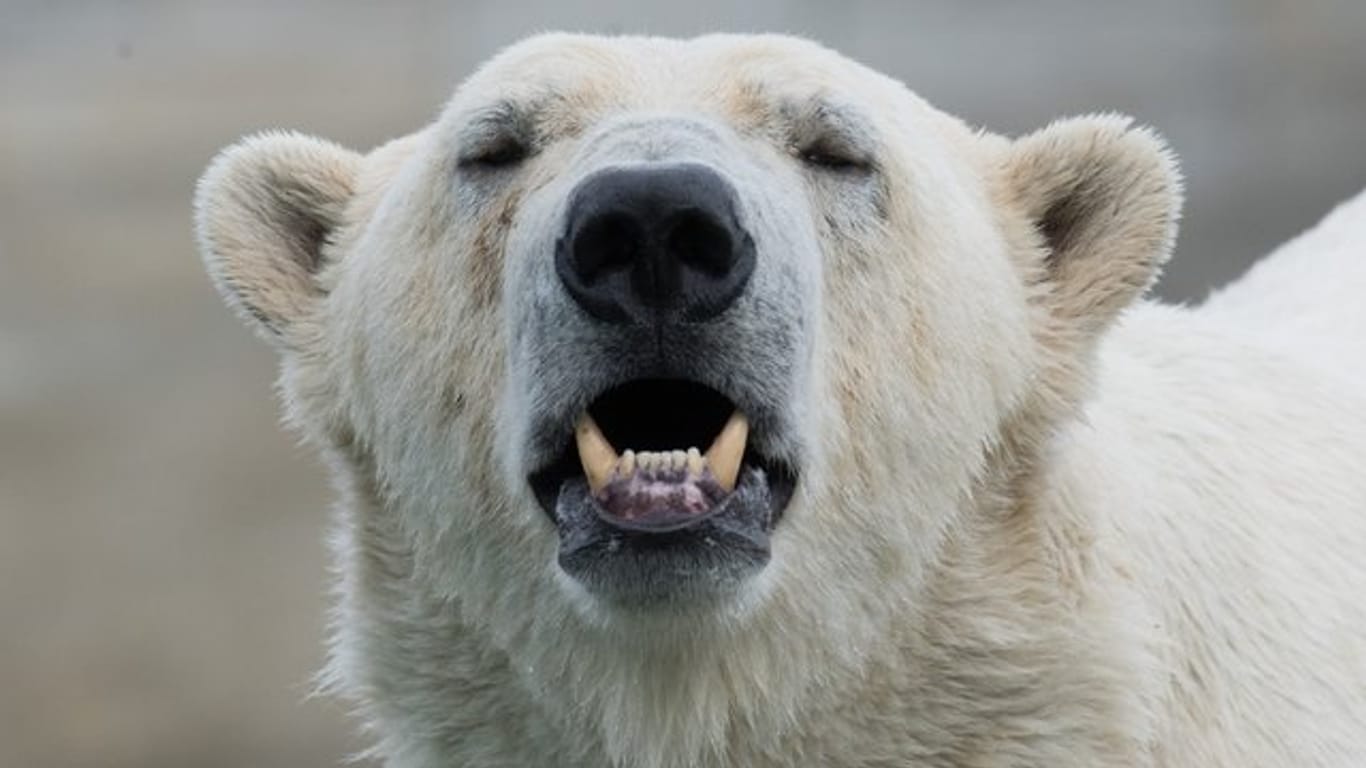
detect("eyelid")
(801, 134), (870, 163)
(795, 131), (874, 173)
(456, 106), (534, 168)
(788, 101), (875, 171)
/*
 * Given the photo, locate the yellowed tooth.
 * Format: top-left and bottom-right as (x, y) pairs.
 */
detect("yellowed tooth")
(705, 411), (748, 492)
(638, 451), (655, 472)
(686, 447), (704, 477)
(619, 449), (636, 477)
(671, 450), (687, 470)
(575, 414), (618, 494)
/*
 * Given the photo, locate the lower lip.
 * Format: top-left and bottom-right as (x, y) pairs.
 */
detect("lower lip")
(550, 468), (777, 603)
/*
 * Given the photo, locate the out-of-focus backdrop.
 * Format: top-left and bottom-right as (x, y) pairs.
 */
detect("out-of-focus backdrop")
(2, 1), (1364, 766)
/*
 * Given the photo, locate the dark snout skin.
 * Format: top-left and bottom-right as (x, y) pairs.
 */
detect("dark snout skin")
(555, 163), (756, 324)
(554, 466), (774, 607)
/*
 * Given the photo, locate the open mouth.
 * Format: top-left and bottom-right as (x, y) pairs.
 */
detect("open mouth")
(529, 378), (797, 603)
(530, 379), (796, 534)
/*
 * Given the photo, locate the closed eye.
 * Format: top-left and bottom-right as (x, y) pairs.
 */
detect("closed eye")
(789, 99), (876, 175)
(459, 135), (530, 169)
(456, 101), (534, 170)
(798, 140), (871, 172)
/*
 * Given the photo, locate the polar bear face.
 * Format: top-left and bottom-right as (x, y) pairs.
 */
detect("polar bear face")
(481, 40), (1038, 613)
(196, 32), (1178, 763)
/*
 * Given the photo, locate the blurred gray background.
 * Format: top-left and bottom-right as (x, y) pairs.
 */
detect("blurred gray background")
(2, 1), (1363, 766)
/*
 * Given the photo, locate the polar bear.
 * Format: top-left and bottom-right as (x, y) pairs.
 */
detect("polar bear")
(194, 33), (1366, 768)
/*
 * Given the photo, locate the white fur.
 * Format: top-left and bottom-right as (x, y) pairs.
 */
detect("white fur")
(194, 33), (1366, 767)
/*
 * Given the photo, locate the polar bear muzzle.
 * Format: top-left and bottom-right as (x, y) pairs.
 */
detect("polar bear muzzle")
(516, 146), (805, 606)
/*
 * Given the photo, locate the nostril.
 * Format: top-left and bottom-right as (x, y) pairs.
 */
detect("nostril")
(665, 209), (735, 278)
(573, 212), (643, 283)
(557, 163), (754, 325)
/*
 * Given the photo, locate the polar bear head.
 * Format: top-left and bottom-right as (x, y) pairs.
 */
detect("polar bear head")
(196, 33), (1178, 766)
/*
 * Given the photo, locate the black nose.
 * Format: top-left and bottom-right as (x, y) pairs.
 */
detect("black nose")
(556, 163), (755, 324)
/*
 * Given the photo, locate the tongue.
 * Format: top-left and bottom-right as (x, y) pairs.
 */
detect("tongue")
(594, 469), (729, 526)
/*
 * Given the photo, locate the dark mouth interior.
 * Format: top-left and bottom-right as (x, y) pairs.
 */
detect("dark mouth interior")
(589, 379), (734, 453)
(530, 379), (758, 517)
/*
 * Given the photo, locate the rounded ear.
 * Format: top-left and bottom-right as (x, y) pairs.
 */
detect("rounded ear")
(194, 131), (361, 346)
(999, 114), (1182, 336)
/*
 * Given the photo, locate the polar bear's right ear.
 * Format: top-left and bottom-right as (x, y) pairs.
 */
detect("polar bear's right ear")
(999, 115), (1182, 337)
(194, 132), (361, 346)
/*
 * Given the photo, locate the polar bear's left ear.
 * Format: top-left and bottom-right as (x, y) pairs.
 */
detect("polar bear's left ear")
(194, 131), (361, 347)
(999, 115), (1182, 336)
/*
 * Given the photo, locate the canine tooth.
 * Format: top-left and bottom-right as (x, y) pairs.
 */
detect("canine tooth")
(671, 450), (687, 470)
(619, 449), (636, 476)
(575, 414), (618, 494)
(705, 411), (748, 493)
(686, 447), (704, 477)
